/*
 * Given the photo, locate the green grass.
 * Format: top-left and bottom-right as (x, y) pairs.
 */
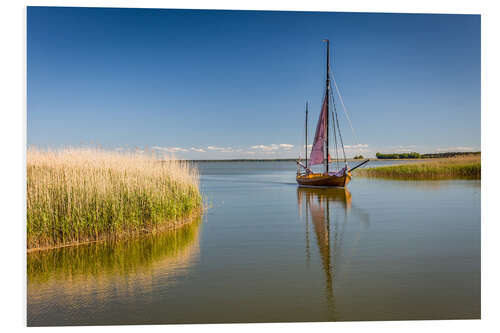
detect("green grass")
(354, 157), (481, 179)
(27, 148), (203, 250)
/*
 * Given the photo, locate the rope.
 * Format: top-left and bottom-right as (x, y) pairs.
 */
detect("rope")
(331, 90), (347, 167)
(330, 69), (363, 158)
(327, 60), (346, 169)
(336, 106), (347, 166)
(331, 93), (340, 170)
(327, 60), (339, 171)
(321, 87), (328, 170)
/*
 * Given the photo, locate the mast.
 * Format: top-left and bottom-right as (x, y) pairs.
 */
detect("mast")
(305, 102), (308, 169)
(324, 39), (330, 173)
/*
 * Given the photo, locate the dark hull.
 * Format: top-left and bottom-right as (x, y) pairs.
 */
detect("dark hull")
(296, 172), (351, 188)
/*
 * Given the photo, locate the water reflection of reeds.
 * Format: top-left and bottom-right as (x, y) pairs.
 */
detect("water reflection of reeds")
(28, 216), (202, 313)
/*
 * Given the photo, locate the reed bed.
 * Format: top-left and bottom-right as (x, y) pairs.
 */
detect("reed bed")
(354, 156), (481, 179)
(27, 148), (202, 250)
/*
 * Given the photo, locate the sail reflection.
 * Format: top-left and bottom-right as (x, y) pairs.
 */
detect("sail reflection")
(28, 216), (202, 319)
(297, 187), (352, 317)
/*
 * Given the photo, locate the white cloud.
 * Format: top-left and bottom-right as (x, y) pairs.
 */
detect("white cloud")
(278, 143), (294, 149)
(392, 145), (417, 152)
(436, 146), (478, 152)
(342, 144), (370, 156)
(152, 146), (188, 153)
(344, 144), (369, 149)
(251, 143), (294, 151)
(251, 145), (271, 150)
(207, 146), (234, 153)
(191, 147), (206, 153)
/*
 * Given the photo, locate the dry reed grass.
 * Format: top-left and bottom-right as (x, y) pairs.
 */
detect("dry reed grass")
(355, 155), (481, 179)
(27, 147), (202, 249)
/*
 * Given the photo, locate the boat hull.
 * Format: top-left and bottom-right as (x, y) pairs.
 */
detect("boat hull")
(296, 172), (351, 188)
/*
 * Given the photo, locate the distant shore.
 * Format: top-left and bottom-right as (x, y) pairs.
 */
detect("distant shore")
(183, 151), (480, 163)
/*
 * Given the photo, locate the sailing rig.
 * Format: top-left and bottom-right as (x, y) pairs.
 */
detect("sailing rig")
(296, 40), (369, 188)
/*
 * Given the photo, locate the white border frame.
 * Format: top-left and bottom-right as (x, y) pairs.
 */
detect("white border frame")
(2, 1), (498, 332)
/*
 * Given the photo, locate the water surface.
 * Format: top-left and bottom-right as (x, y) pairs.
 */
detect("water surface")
(28, 161), (480, 325)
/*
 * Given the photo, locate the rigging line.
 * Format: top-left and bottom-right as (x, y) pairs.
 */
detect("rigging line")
(297, 115), (303, 168)
(330, 69), (363, 157)
(319, 86), (330, 168)
(330, 91), (343, 167)
(332, 88), (347, 167)
(331, 93), (340, 171)
(327, 63), (339, 171)
(330, 85), (347, 166)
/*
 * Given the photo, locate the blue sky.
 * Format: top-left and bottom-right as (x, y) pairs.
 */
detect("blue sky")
(27, 7), (480, 159)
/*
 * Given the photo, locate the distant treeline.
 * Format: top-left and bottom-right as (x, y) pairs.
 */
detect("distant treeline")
(376, 151), (480, 159)
(376, 152), (420, 159)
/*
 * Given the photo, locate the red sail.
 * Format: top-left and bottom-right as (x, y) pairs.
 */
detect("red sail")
(309, 94), (328, 165)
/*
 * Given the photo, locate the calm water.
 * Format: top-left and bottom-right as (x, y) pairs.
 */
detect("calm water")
(27, 161), (481, 325)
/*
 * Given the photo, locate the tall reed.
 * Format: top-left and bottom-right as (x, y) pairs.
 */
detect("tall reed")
(27, 148), (202, 249)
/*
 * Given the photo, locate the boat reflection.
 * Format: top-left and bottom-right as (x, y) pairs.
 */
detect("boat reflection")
(297, 187), (353, 318)
(27, 216), (202, 322)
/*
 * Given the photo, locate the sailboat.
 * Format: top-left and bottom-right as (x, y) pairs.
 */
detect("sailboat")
(296, 40), (369, 188)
